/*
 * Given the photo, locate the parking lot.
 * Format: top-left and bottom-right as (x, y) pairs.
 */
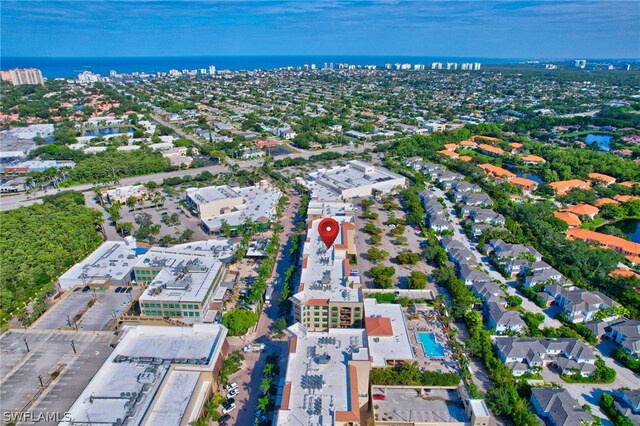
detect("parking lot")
(115, 191), (209, 243)
(0, 329), (114, 424)
(354, 195), (434, 289)
(33, 287), (138, 331)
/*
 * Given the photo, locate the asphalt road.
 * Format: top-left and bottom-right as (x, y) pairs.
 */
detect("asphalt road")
(0, 142), (374, 212)
(429, 185), (562, 328)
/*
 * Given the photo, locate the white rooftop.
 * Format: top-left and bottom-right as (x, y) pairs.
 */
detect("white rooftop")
(172, 239), (238, 263)
(57, 240), (138, 290)
(307, 200), (355, 217)
(188, 183), (281, 230)
(292, 216), (360, 304)
(364, 299), (415, 367)
(62, 324), (227, 426)
(306, 160), (405, 198)
(277, 324), (368, 426)
(137, 247), (224, 304)
(105, 184), (146, 200)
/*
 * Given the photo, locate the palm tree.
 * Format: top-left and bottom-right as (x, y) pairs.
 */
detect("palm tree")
(259, 377), (272, 395)
(263, 363), (274, 378)
(257, 395), (269, 411)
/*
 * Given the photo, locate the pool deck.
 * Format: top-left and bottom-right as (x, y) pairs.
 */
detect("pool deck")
(404, 308), (458, 373)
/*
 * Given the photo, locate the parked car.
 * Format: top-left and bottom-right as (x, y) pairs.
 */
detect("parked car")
(243, 343), (266, 353)
(372, 394), (386, 401)
(126, 287), (133, 293)
(227, 388), (238, 398)
(115, 287), (123, 293)
(224, 382), (238, 392)
(222, 403), (236, 414)
(218, 414), (231, 424)
(82, 286), (90, 293)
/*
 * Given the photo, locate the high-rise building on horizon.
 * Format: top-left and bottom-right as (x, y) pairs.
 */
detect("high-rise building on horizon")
(208, 65), (216, 75)
(1, 67), (44, 86)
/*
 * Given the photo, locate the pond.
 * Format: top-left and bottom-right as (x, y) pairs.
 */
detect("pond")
(516, 172), (544, 185)
(83, 127), (135, 137)
(504, 164), (544, 185)
(582, 133), (612, 151)
(599, 218), (640, 243)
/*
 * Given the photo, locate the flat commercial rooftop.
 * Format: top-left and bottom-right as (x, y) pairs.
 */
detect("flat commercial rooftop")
(292, 216), (361, 304)
(57, 241), (138, 290)
(307, 200), (355, 217)
(168, 238), (238, 263)
(364, 299), (414, 367)
(277, 325), (368, 426)
(137, 248), (224, 304)
(196, 184), (281, 229)
(307, 160), (405, 198)
(372, 387), (469, 424)
(62, 324), (227, 426)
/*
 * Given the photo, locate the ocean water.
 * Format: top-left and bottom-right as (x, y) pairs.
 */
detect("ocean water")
(1, 56), (525, 78)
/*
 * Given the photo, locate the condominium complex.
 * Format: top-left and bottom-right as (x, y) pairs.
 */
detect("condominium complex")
(1, 67), (44, 86)
(276, 324), (372, 426)
(291, 216), (363, 331)
(62, 324), (228, 426)
(185, 180), (281, 233)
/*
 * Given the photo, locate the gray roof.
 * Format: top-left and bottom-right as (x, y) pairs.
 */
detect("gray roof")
(531, 388), (593, 426)
(489, 239), (541, 260)
(495, 337), (596, 363)
(608, 319), (640, 339)
(463, 192), (493, 206)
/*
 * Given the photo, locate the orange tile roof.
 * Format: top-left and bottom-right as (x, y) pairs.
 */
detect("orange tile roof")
(608, 268), (640, 279)
(554, 211), (582, 227)
(615, 195), (640, 203)
(460, 140), (477, 147)
(549, 179), (591, 195)
(477, 163), (516, 179)
(477, 144), (505, 155)
(509, 142), (524, 150)
(626, 255), (640, 265)
(566, 228), (640, 256)
(438, 150), (459, 159)
(307, 298), (329, 306)
(619, 181), (639, 188)
(459, 155), (473, 162)
(364, 316), (394, 336)
(588, 173), (616, 184)
(510, 177), (538, 189)
(521, 155), (546, 164)
(594, 198), (619, 207)
(473, 135), (501, 143)
(443, 143), (458, 151)
(566, 203), (600, 217)
(289, 337), (298, 354)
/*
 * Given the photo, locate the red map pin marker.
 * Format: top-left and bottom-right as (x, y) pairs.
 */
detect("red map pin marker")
(318, 218), (340, 249)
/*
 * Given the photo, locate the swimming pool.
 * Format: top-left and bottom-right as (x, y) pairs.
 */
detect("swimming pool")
(416, 332), (445, 357)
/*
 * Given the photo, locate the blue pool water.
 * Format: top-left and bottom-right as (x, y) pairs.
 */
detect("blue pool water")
(416, 332), (445, 357)
(134, 248), (148, 256)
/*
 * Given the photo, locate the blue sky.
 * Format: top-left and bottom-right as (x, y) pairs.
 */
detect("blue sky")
(2, 0), (639, 58)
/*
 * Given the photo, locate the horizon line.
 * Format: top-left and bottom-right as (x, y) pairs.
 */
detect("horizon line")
(3, 54), (640, 61)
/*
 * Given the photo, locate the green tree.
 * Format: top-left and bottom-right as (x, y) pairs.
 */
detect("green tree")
(222, 309), (259, 336)
(408, 271), (428, 289)
(367, 247), (390, 262)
